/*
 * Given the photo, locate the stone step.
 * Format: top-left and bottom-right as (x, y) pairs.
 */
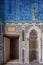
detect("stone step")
(4, 63), (43, 65)
(3, 60), (43, 65)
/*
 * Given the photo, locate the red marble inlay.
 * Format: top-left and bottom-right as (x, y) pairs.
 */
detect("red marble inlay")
(22, 49), (24, 63)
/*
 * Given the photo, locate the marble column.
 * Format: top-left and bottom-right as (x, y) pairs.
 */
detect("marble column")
(41, 37), (43, 62)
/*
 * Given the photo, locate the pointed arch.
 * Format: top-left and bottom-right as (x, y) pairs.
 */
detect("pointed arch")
(27, 26), (41, 63)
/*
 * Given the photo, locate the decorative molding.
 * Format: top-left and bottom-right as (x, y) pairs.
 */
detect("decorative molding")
(27, 26), (42, 63)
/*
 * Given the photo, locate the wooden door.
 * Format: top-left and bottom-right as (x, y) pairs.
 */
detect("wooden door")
(5, 37), (10, 62)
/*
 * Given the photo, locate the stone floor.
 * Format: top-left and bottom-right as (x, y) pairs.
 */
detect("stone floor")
(3, 63), (43, 65)
(3, 60), (43, 65)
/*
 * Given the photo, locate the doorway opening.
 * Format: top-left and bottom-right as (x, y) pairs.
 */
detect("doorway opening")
(4, 34), (19, 63)
(29, 29), (39, 63)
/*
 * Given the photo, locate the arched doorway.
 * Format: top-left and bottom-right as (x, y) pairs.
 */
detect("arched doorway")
(29, 29), (38, 62)
(4, 34), (19, 63)
(28, 26), (41, 63)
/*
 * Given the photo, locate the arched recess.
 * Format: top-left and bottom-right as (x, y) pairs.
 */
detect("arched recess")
(28, 26), (41, 63)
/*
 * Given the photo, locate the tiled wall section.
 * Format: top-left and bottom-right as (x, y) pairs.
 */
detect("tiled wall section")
(0, 0), (43, 22)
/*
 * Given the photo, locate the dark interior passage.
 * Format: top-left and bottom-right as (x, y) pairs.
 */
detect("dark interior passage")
(10, 37), (19, 59)
(5, 35), (19, 62)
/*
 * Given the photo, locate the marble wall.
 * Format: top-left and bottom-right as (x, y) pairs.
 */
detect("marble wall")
(4, 23), (43, 63)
